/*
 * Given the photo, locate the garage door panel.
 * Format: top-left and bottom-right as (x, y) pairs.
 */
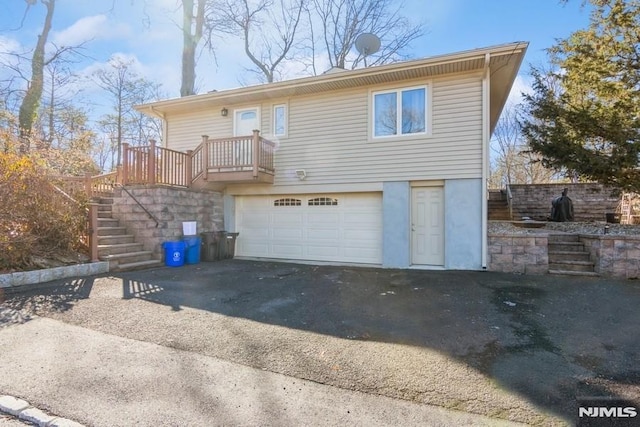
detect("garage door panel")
(307, 245), (339, 257)
(272, 228), (303, 239)
(236, 193), (382, 264)
(344, 247), (380, 260)
(242, 242), (269, 255)
(273, 212), (303, 226)
(307, 212), (340, 225)
(272, 244), (304, 257)
(307, 228), (340, 240)
(241, 212), (269, 224)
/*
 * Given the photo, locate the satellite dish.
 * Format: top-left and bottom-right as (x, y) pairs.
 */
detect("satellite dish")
(355, 33), (381, 57)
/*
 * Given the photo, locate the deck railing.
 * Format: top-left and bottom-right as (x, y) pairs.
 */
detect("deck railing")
(120, 130), (275, 186)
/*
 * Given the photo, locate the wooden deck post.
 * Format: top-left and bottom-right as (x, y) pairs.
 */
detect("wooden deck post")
(252, 130), (260, 179)
(121, 143), (130, 185)
(186, 150), (193, 187)
(115, 165), (123, 185)
(148, 139), (157, 185)
(84, 172), (93, 199)
(202, 135), (209, 181)
(88, 204), (99, 262)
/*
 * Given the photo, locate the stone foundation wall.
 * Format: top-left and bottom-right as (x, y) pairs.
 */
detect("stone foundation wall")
(581, 234), (640, 279)
(488, 234), (549, 275)
(111, 186), (223, 259)
(509, 183), (619, 222)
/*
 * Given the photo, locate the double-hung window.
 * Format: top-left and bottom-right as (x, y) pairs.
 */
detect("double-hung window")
(372, 86), (428, 138)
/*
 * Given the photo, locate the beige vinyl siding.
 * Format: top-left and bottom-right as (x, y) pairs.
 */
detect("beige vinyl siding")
(164, 73), (483, 186)
(166, 109), (231, 152)
(272, 74), (482, 186)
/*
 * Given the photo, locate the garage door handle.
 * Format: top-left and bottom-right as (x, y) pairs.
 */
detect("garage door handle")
(411, 224), (415, 231)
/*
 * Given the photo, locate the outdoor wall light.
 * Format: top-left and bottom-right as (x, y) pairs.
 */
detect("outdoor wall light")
(295, 169), (307, 180)
(221, 107), (228, 117)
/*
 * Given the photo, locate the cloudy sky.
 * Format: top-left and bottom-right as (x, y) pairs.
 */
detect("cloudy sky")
(0, 0), (592, 109)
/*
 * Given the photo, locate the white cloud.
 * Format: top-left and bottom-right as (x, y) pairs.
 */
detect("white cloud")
(506, 74), (533, 107)
(51, 15), (131, 47)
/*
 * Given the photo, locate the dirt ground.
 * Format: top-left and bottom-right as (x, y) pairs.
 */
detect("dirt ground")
(2, 260), (639, 425)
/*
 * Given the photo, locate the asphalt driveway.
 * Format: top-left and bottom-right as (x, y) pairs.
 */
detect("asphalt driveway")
(2, 260), (640, 425)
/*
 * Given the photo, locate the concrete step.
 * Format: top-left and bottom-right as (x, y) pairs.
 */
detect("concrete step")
(98, 211), (113, 219)
(549, 269), (599, 277)
(96, 204), (112, 212)
(113, 259), (163, 272)
(549, 251), (592, 262)
(98, 242), (145, 256)
(98, 197), (114, 204)
(489, 212), (511, 219)
(548, 242), (585, 252)
(101, 251), (155, 265)
(97, 218), (120, 227)
(548, 234), (581, 243)
(488, 190), (507, 201)
(549, 261), (595, 272)
(97, 227), (128, 236)
(98, 235), (135, 245)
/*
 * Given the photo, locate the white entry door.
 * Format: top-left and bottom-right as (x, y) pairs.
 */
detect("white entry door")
(234, 108), (259, 136)
(411, 187), (444, 265)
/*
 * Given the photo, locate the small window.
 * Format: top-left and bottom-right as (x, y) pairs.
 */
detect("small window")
(273, 104), (287, 137)
(240, 111), (257, 120)
(372, 86), (427, 138)
(308, 197), (338, 206)
(274, 198), (301, 206)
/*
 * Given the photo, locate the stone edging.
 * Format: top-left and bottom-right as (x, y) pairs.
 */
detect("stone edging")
(0, 394), (85, 426)
(0, 262), (109, 288)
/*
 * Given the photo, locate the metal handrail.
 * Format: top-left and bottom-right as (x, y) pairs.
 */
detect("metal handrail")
(115, 183), (160, 228)
(506, 182), (513, 220)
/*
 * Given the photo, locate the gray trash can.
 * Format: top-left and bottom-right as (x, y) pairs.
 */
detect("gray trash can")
(200, 231), (239, 261)
(224, 232), (239, 258)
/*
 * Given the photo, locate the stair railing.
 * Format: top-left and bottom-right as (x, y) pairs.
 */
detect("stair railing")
(114, 184), (160, 228)
(506, 182), (513, 221)
(48, 181), (100, 262)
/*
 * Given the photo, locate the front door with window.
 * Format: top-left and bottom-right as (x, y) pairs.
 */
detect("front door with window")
(234, 108), (260, 136)
(411, 187), (444, 265)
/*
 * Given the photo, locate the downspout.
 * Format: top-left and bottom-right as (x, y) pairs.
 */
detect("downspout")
(481, 53), (490, 270)
(150, 106), (168, 147)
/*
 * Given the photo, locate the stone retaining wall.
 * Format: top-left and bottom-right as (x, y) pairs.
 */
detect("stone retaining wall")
(509, 183), (619, 222)
(581, 234), (640, 279)
(488, 234), (549, 275)
(111, 186), (224, 260)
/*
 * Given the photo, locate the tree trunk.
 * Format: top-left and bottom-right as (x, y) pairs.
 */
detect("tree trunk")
(180, 0), (205, 97)
(18, 0), (55, 152)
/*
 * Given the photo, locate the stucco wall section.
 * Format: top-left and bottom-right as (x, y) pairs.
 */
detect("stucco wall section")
(581, 234), (640, 279)
(112, 186), (223, 259)
(382, 182), (410, 268)
(445, 179), (482, 269)
(488, 234), (549, 275)
(223, 194), (236, 232)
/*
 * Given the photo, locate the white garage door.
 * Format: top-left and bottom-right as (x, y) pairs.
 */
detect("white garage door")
(236, 193), (382, 264)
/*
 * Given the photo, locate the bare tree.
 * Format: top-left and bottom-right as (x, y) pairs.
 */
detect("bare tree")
(308, 0), (423, 71)
(94, 56), (162, 169)
(490, 103), (559, 188)
(181, 0), (206, 96)
(209, 0), (305, 83)
(18, 0), (55, 148)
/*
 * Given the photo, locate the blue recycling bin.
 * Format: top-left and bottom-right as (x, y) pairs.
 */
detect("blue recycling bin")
(162, 241), (186, 267)
(183, 236), (201, 264)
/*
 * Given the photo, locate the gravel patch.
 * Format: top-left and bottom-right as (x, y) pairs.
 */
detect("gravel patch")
(489, 221), (640, 236)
